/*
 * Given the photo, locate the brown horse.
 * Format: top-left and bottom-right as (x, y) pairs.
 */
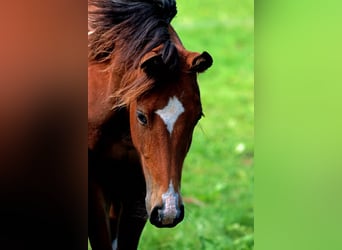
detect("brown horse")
(88, 0), (213, 249)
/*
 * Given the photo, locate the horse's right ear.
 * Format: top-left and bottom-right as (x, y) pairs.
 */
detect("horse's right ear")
(140, 53), (166, 78)
(190, 51), (213, 73)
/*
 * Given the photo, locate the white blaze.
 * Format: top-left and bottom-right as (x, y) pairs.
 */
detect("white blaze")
(161, 181), (179, 225)
(155, 96), (185, 134)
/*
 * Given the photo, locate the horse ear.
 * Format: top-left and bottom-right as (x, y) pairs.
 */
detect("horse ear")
(140, 53), (166, 78)
(190, 51), (213, 73)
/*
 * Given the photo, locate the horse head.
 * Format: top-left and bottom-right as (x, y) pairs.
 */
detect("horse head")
(129, 42), (212, 227)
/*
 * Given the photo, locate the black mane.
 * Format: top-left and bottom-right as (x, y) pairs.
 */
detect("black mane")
(88, 0), (178, 71)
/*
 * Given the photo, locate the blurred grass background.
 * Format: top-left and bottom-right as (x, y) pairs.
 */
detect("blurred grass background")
(139, 0), (254, 249)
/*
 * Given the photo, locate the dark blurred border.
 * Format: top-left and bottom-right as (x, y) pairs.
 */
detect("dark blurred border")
(0, 1), (87, 249)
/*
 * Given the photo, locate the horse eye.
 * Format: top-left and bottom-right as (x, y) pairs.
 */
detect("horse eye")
(137, 111), (148, 125)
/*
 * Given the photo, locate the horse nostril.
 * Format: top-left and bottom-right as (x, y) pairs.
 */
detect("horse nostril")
(150, 205), (162, 226)
(149, 204), (184, 228)
(179, 204), (185, 221)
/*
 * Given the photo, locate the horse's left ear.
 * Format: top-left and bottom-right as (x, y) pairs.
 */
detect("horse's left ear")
(141, 53), (166, 77)
(190, 51), (213, 73)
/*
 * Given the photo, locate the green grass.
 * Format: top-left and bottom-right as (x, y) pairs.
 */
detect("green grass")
(139, 1), (254, 249)
(89, 0), (253, 249)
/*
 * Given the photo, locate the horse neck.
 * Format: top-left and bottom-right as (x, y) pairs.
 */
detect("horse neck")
(88, 62), (122, 123)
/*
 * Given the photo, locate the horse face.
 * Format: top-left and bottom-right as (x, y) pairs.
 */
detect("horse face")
(129, 51), (212, 228)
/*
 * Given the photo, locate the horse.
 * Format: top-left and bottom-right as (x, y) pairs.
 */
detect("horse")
(88, 0), (213, 249)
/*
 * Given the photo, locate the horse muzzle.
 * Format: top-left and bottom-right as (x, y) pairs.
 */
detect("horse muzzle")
(148, 183), (184, 227)
(149, 202), (184, 228)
